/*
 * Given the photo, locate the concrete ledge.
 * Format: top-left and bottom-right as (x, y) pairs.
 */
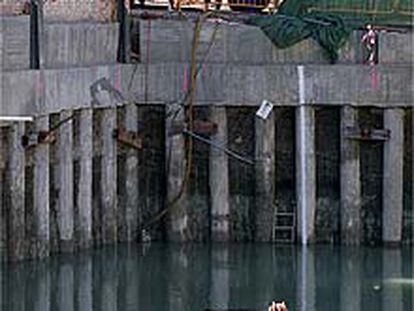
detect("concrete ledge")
(0, 63), (412, 116)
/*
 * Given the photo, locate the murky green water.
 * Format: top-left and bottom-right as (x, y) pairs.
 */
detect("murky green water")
(1, 244), (413, 311)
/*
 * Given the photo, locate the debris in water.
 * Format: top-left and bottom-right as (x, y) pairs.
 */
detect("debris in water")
(268, 301), (288, 311)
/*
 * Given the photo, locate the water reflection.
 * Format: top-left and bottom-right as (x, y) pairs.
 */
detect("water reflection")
(1, 244), (413, 311)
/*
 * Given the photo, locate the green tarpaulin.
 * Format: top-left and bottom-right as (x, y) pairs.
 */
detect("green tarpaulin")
(247, 0), (412, 62)
(247, 12), (353, 63)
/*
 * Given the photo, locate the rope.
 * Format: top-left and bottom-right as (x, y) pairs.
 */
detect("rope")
(183, 128), (254, 165)
(140, 12), (215, 231)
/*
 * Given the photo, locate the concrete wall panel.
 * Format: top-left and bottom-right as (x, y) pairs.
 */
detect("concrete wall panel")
(44, 22), (119, 69)
(0, 16), (30, 71)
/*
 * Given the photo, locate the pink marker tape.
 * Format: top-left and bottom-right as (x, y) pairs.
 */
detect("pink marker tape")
(370, 65), (377, 90)
(182, 64), (189, 92)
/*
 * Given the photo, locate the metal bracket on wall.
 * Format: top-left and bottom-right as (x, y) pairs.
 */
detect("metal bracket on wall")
(170, 120), (218, 136)
(22, 131), (56, 148)
(114, 127), (143, 150)
(345, 126), (390, 141)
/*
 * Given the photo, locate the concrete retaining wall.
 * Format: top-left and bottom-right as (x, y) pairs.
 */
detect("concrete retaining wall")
(1, 16), (412, 71)
(0, 17), (119, 71)
(0, 105), (412, 261)
(1, 63), (412, 117)
(139, 19), (414, 65)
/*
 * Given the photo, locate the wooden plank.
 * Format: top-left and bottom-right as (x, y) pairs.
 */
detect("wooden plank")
(209, 106), (230, 242)
(119, 104), (139, 242)
(382, 108), (404, 244)
(0, 127), (5, 255)
(340, 106), (362, 245)
(76, 109), (93, 249)
(57, 110), (74, 252)
(6, 123), (26, 261)
(254, 111), (275, 242)
(32, 116), (50, 259)
(165, 105), (188, 241)
(100, 108), (118, 244)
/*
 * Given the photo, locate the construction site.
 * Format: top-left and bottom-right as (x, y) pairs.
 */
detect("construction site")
(0, 0), (413, 310)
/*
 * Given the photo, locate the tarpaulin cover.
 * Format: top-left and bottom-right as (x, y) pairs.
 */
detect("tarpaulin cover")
(247, 12), (353, 62)
(247, 0), (412, 62)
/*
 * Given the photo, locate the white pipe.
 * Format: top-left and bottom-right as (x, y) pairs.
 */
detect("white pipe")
(297, 65), (307, 246)
(0, 116), (34, 122)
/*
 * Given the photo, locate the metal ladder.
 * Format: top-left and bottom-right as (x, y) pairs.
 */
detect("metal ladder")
(273, 210), (296, 243)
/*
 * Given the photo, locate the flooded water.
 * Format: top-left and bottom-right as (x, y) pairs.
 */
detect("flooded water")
(1, 243), (413, 311)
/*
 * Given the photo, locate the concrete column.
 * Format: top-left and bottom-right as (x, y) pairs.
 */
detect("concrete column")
(76, 255), (93, 311)
(210, 245), (230, 309)
(296, 106), (316, 244)
(57, 110), (74, 252)
(340, 106), (362, 245)
(296, 247), (316, 311)
(209, 106), (230, 242)
(383, 108), (404, 244)
(120, 104), (139, 242)
(32, 116), (50, 259)
(0, 129), (2, 303)
(165, 105), (188, 242)
(382, 249), (403, 311)
(37, 0), (45, 69)
(76, 109), (93, 249)
(100, 108), (118, 244)
(340, 249), (361, 311)
(254, 111), (275, 242)
(58, 263), (74, 311)
(0, 127), (5, 254)
(6, 123), (26, 261)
